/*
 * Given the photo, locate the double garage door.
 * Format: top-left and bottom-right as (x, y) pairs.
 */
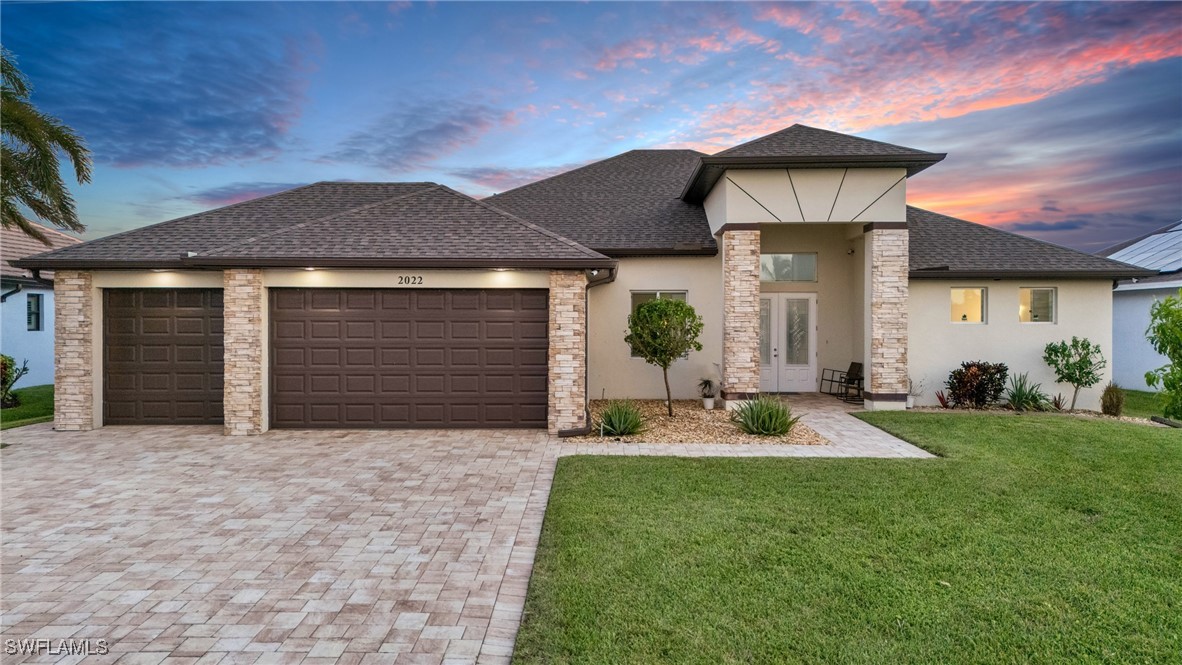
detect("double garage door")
(103, 287), (549, 428)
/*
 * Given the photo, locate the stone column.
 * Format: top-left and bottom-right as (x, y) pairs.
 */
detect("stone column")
(866, 228), (909, 410)
(53, 270), (94, 431)
(223, 269), (265, 435)
(548, 270), (587, 434)
(721, 229), (761, 405)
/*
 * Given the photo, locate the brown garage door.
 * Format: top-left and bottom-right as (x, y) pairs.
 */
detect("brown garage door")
(270, 288), (548, 428)
(104, 289), (224, 425)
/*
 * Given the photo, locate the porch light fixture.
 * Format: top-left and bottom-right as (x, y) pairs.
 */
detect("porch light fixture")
(590, 269), (600, 276)
(304, 267), (316, 271)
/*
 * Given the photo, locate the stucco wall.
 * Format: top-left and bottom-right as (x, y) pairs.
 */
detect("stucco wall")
(759, 225), (860, 386)
(1113, 285), (1179, 390)
(909, 279), (1114, 410)
(589, 256), (723, 400)
(1, 286), (57, 387)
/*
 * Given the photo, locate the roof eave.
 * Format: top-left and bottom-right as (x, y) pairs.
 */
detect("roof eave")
(909, 268), (1157, 280)
(594, 246), (718, 258)
(184, 256), (618, 270)
(680, 153), (947, 203)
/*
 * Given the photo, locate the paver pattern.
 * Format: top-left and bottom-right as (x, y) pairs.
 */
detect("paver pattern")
(1, 397), (927, 664)
(2, 426), (557, 665)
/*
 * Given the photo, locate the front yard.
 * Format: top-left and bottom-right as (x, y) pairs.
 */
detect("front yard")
(0, 384), (53, 432)
(515, 413), (1180, 663)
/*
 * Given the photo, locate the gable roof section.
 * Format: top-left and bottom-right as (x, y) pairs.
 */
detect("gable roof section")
(194, 185), (612, 269)
(907, 207), (1152, 279)
(1098, 221), (1182, 274)
(16, 182), (612, 270)
(485, 150), (717, 256)
(682, 124), (946, 202)
(2, 222), (81, 280)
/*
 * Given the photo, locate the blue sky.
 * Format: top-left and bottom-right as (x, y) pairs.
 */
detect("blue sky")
(3, 1), (1180, 251)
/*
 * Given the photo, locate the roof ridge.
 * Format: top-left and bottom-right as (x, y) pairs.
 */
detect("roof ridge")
(486, 149), (698, 200)
(907, 205), (1147, 272)
(196, 184), (442, 257)
(435, 185), (608, 260)
(716, 123), (938, 157)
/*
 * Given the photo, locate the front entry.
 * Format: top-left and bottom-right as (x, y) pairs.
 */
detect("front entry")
(759, 293), (817, 393)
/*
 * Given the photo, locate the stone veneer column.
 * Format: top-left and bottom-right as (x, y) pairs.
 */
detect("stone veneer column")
(866, 228), (909, 410)
(54, 270), (94, 431)
(721, 229), (761, 404)
(223, 269), (265, 435)
(548, 270), (587, 435)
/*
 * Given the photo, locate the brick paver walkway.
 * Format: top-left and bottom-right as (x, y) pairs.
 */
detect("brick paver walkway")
(1, 401), (927, 664)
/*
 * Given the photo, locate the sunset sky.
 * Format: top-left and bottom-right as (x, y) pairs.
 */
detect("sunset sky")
(3, 1), (1179, 252)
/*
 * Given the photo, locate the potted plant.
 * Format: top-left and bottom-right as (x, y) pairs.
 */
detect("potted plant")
(698, 378), (717, 410)
(907, 376), (925, 409)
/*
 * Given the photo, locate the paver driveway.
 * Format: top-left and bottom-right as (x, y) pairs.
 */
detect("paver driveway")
(1, 425), (558, 664)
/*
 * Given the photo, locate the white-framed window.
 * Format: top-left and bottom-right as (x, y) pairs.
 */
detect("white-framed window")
(759, 253), (818, 282)
(27, 293), (43, 331)
(1019, 287), (1056, 323)
(950, 287), (986, 324)
(629, 291), (688, 357)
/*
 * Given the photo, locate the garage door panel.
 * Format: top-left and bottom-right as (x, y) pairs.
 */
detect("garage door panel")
(104, 289), (223, 425)
(270, 288), (548, 428)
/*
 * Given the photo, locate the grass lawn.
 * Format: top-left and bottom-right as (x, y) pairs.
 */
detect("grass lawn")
(1, 384), (54, 432)
(1124, 388), (1166, 420)
(515, 413), (1180, 664)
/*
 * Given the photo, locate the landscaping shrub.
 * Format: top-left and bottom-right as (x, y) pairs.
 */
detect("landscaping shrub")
(945, 361), (1008, 408)
(730, 395), (799, 436)
(597, 400), (645, 436)
(1005, 373), (1049, 412)
(1145, 290), (1182, 419)
(1050, 393), (1068, 412)
(1043, 337), (1107, 411)
(0, 355), (30, 409)
(934, 390), (950, 409)
(1100, 382), (1125, 417)
(625, 299), (704, 417)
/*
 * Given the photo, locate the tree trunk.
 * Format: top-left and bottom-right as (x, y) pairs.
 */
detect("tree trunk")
(1070, 385), (1080, 411)
(663, 366), (673, 417)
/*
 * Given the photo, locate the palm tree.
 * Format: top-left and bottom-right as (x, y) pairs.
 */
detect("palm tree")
(1, 47), (91, 245)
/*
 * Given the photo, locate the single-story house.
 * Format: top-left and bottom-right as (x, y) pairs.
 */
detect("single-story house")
(2, 223), (81, 387)
(15, 124), (1151, 435)
(1100, 221), (1182, 391)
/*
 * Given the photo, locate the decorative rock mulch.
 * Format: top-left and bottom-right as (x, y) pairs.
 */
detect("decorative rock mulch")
(571, 399), (830, 445)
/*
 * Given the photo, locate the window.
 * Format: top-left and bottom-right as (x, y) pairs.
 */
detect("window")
(27, 293), (43, 331)
(630, 291), (688, 357)
(950, 287), (986, 323)
(759, 253), (817, 282)
(1019, 287), (1056, 323)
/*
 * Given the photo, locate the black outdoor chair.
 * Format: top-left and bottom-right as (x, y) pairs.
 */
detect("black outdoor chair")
(820, 362), (863, 402)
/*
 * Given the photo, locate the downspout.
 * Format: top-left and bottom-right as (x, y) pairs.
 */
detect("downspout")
(556, 265), (617, 437)
(30, 269), (54, 288)
(0, 283), (21, 303)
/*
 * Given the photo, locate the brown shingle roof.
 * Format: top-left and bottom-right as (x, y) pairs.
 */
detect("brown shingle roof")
(717, 124), (941, 159)
(195, 185), (611, 268)
(15, 182), (435, 268)
(2, 222), (81, 282)
(907, 206), (1152, 279)
(486, 150), (716, 256)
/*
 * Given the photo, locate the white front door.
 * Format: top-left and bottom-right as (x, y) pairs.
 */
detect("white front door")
(758, 293), (817, 393)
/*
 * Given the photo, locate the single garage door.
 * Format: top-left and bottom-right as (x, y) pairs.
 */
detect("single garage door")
(104, 289), (224, 425)
(270, 288), (549, 428)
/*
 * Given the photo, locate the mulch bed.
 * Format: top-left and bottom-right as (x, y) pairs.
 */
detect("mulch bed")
(570, 399), (829, 445)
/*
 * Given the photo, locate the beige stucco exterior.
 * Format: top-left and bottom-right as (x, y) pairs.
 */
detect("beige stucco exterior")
(705, 168), (907, 232)
(908, 279), (1115, 410)
(588, 256), (724, 400)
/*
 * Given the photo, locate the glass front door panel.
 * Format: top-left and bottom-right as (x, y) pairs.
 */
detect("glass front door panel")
(760, 298), (772, 365)
(784, 298), (809, 366)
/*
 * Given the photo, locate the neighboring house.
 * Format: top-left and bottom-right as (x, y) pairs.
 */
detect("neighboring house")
(15, 124), (1150, 435)
(1099, 222), (1182, 391)
(1, 223), (82, 388)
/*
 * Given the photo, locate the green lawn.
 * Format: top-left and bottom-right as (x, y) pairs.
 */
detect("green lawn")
(515, 413), (1181, 664)
(1124, 389), (1166, 420)
(1, 384), (54, 431)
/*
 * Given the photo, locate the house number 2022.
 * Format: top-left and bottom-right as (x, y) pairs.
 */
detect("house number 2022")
(397, 275), (424, 285)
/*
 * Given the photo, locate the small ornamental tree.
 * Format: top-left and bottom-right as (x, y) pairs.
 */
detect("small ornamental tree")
(625, 298), (704, 417)
(1, 354), (30, 408)
(1042, 337), (1107, 411)
(1145, 290), (1182, 419)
